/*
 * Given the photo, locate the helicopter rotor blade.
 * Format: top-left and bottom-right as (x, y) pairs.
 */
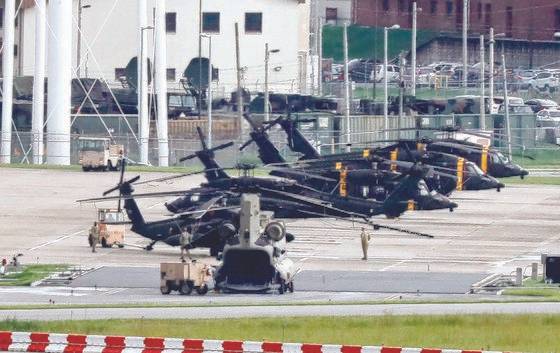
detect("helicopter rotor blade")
(179, 153), (198, 163)
(210, 141), (235, 153)
(196, 126), (208, 151)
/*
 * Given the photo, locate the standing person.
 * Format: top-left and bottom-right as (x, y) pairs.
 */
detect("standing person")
(180, 229), (192, 262)
(360, 227), (371, 260)
(89, 222), (99, 253)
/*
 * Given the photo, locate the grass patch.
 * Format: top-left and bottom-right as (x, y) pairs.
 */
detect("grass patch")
(500, 176), (560, 186)
(0, 265), (67, 286)
(502, 278), (560, 299)
(0, 315), (559, 352)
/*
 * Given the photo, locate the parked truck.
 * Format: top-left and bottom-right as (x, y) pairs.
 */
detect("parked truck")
(78, 137), (124, 171)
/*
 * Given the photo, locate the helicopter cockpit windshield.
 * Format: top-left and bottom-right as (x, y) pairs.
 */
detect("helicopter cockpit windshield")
(491, 151), (510, 164)
(466, 162), (485, 176)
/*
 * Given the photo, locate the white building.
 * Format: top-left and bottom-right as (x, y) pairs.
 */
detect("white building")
(18, 0), (311, 95)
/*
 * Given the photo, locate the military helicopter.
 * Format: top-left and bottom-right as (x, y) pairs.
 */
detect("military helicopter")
(373, 126), (529, 179)
(240, 114), (458, 210)
(166, 127), (451, 218)
(374, 142), (505, 192)
(213, 193), (298, 293)
(78, 159), (241, 256)
(267, 115), (504, 193)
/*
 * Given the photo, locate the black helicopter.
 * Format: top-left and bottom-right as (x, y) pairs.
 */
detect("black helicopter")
(78, 159), (242, 255)
(254, 115), (460, 196)
(269, 115), (505, 193)
(374, 142), (506, 192)
(166, 127), (451, 218)
(375, 126), (529, 179)
(240, 114), (458, 211)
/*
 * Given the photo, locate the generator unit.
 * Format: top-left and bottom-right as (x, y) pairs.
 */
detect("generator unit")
(542, 254), (560, 283)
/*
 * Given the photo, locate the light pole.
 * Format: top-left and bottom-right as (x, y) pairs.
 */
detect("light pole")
(488, 29), (505, 115)
(384, 24), (400, 141)
(77, 1), (91, 78)
(343, 23), (351, 152)
(264, 43), (280, 122)
(479, 34), (485, 130)
(201, 34), (213, 147)
(462, 0), (469, 93)
(411, 2), (422, 97)
(138, 24), (153, 165)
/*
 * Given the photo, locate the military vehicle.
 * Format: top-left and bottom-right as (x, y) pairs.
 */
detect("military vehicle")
(78, 137), (124, 171)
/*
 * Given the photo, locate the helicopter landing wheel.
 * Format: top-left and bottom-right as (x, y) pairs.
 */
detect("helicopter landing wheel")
(196, 284), (209, 295)
(160, 285), (171, 295)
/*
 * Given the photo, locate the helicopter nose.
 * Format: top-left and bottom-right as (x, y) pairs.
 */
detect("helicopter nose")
(418, 193), (458, 211)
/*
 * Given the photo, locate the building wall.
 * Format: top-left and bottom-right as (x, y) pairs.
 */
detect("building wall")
(416, 36), (560, 68)
(20, 0), (311, 94)
(353, 0), (560, 41)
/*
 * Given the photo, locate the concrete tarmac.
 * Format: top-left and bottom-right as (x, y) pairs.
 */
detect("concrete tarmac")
(1, 168), (560, 307)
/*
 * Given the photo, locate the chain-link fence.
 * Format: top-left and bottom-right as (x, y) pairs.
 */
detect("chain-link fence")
(5, 113), (560, 167)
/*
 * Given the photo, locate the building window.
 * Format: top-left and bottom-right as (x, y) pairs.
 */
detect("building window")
(212, 67), (219, 81)
(383, 0), (389, 12)
(325, 7), (338, 21)
(114, 68), (126, 81)
(166, 12), (176, 33)
(484, 3), (492, 29)
(167, 68), (176, 82)
(430, 1), (438, 14)
(555, 9), (560, 32)
(202, 12), (220, 33)
(477, 2), (482, 20)
(245, 12), (262, 33)
(398, 0), (405, 12)
(446, 1), (453, 15)
(0, 9), (3, 28)
(506, 7), (513, 37)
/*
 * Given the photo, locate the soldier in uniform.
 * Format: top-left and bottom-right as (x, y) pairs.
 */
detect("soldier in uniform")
(360, 227), (371, 260)
(89, 222), (99, 253)
(180, 229), (192, 262)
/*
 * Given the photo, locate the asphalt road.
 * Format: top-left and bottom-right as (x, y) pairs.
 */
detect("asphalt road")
(70, 267), (485, 294)
(2, 302), (560, 321)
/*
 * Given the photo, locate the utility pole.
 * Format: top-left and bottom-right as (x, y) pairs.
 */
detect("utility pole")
(343, 23), (351, 153)
(264, 43), (270, 122)
(207, 36), (213, 148)
(384, 26), (389, 140)
(489, 27), (494, 117)
(32, 0), (46, 164)
(462, 0), (469, 93)
(411, 2), (418, 97)
(138, 0), (150, 165)
(502, 54), (513, 159)
(155, 0), (169, 167)
(318, 17), (323, 96)
(479, 34), (485, 130)
(235, 23), (243, 139)
(398, 52), (404, 140)
(198, 0), (202, 120)
(1, 0), (15, 163)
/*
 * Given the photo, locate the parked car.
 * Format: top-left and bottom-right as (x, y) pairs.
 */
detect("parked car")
(525, 99), (559, 113)
(536, 109), (560, 121)
(527, 71), (559, 91)
(348, 59), (376, 83)
(370, 64), (400, 83)
(416, 67), (436, 86)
